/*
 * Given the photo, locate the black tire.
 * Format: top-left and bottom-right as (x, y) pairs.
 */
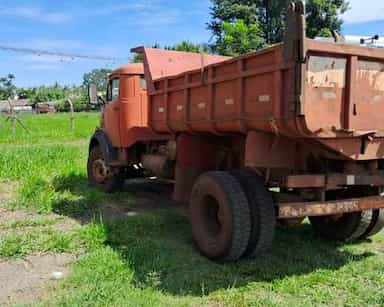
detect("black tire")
(360, 209), (384, 239)
(278, 218), (305, 227)
(189, 171), (251, 261)
(231, 170), (276, 258)
(87, 146), (124, 193)
(309, 210), (373, 242)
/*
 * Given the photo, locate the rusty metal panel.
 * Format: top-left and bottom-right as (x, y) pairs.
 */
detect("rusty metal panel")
(141, 44), (285, 135)
(278, 196), (384, 219)
(285, 173), (384, 189)
(349, 60), (384, 131)
(318, 137), (384, 160)
(304, 56), (347, 132)
(285, 175), (326, 188)
(132, 47), (229, 84)
(245, 131), (296, 169)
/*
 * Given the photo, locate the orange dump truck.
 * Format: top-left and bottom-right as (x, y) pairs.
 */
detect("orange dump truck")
(87, 1), (384, 261)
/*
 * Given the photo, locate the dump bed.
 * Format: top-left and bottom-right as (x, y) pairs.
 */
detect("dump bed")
(139, 40), (384, 137)
(133, 4), (384, 161)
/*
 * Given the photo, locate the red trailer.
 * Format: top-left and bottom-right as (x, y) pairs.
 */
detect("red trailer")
(87, 1), (384, 261)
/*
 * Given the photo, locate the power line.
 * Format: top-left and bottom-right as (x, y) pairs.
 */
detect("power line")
(0, 44), (123, 62)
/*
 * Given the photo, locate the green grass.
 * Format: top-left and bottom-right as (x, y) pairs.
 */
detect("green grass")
(0, 228), (81, 258)
(1, 112), (384, 306)
(0, 217), (62, 229)
(0, 112), (98, 144)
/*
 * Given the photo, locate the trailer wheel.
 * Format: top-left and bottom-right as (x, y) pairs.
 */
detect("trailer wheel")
(359, 209), (384, 239)
(189, 172), (251, 261)
(230, 170), (276, 258)
(87, 146), (124, 193)
(309, 210), (373, 241)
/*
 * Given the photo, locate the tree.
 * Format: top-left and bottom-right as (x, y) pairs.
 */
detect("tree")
(217, 20), (265, 56)
(306, 0), (350, 38)
(0, 74), (16, 100)
(209, 0), (350, 53)
(83, 68), (112, 90)
(167, 41), (211, 53)
(132, 41), (211, 63)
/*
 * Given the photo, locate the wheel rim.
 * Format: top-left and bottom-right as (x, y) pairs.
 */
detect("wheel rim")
(92, 158), (111, 184)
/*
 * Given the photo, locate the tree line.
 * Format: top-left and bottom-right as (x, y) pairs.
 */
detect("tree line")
(0, 73), (99, 112)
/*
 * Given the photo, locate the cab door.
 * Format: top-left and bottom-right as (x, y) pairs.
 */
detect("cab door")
(103, 77), (121, 147)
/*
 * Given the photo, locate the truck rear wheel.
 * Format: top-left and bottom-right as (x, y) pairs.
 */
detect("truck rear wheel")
(87, 146), (124, 193)
(309, 210), (373, 242)
(189, 172), (251, 261)
(230, 170), (276, 258)
(359, 209), (384, 239)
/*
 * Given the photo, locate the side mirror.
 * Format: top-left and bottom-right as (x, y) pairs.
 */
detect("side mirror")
(88, 83), (99, 105)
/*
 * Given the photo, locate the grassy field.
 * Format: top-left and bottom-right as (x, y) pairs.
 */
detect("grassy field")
(1, 112), (384, 306)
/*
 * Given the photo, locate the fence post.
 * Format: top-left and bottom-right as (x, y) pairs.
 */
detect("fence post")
(7, 99), (16, 135)
(68, 98), (75, 131)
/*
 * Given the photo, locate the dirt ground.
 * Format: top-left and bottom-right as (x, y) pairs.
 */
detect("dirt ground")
(0, 179), (179, 306)
(0, 181), (78, 306)
(0, 253), (75, 306)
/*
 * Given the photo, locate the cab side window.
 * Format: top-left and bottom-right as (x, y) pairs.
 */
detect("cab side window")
(140, 75), (147, 90)
(107, 79), (120, 102)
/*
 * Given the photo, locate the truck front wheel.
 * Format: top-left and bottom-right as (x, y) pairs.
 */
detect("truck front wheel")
(189, 172), (251, 261)
(87, 146), (124, 193)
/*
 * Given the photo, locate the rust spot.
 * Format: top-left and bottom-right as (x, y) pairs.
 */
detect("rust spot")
(278, 196), (384, 219)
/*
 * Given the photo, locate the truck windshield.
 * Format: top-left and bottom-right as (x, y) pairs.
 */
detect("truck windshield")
(107, 79), (120, 102)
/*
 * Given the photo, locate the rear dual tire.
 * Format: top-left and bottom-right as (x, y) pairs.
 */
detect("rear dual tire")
(190, 172), (251, 261)
(309, 211), (373, 241)
(230, 170), (276, 258)
(360, 209), (384, 239)
(309, 209), (384, 242)
(189, 171), (276, 261)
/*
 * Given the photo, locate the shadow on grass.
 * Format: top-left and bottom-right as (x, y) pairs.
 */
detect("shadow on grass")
(51, 173), (374, 296)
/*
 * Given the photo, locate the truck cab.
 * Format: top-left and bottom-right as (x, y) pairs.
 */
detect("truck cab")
(101, 63), (148, 148)
(87, 63), (171, 193)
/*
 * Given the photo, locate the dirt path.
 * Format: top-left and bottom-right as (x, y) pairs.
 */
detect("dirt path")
(0, 253), (75, 306)
(0, 181), (79, 306)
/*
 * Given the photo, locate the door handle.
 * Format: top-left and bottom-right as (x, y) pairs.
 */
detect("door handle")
(113, 106), (119, 111)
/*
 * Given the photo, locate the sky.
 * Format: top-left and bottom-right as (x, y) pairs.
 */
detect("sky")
(0, 0), (383, 88)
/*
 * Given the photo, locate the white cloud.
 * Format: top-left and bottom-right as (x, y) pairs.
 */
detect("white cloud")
(343, 0), (384, 24)
(0, 6), (72, 24)
(80, 3), (153, 17)
(120, 9), (183, 27)
(0, 2), (155, 25)
(0, 1), (197, 27)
